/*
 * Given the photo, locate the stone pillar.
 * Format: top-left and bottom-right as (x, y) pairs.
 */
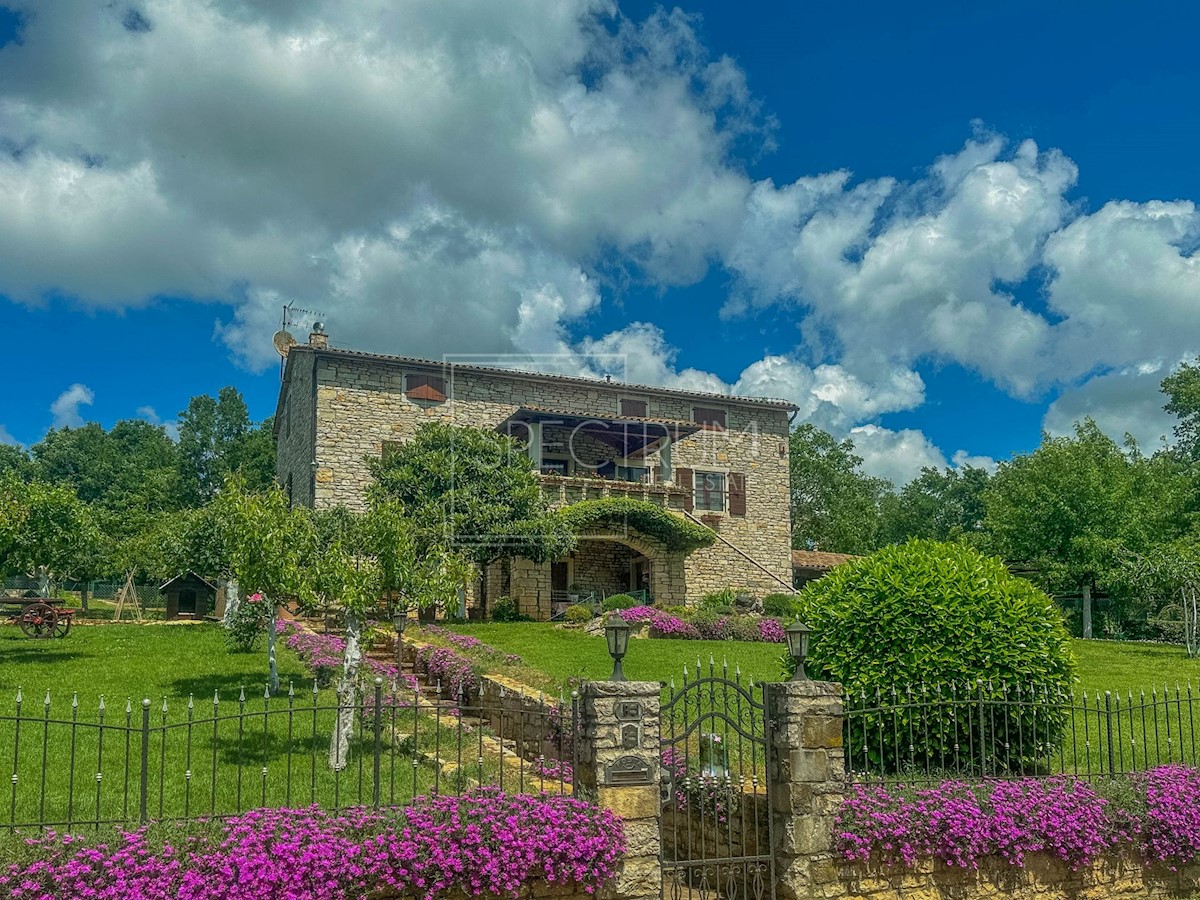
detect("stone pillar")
(528, 421), (543, 471)
(577, 681), (663, 900)
(767, 680), (845, 900)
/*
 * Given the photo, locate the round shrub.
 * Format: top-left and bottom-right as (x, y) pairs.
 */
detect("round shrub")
(761, 592), (800, 619)
(563, 603), (594, 624)
(601, 594), (639, 612)
(491, 597), (532, 623)
(789, 540), (1076, 775)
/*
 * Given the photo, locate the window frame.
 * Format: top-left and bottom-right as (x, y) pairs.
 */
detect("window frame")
(691, 405), (727, 430)
(693, 470), (727, 512)
(619, 396), (649, 418)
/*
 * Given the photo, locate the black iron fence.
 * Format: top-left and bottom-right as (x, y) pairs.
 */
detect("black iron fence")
(844, 681), (1199, 784)
(2, 679), (576, 832)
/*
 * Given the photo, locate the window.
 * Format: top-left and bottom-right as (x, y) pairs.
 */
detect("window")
(405, 372), (447, 402)
(540, 457), (570, 476)
(693, 406), (727, 429)
(616, 464), (650, 483)
(620, 398), (648, 418)
(694, 471), (726, 512)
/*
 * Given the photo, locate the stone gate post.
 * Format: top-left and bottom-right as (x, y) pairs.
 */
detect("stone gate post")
(577, 681), (663, 900)
(766, 680), (846, 900)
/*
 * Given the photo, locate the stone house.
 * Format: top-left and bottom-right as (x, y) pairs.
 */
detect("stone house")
(274, 329), (797, 617)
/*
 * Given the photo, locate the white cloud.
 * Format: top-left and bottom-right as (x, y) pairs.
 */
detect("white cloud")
(950, 449), (998, 473)
(848, 425), (947, 486)
(0, 424), (19, 447)
(50, 383), (94, 430)
(1042, 366), (1179, 451)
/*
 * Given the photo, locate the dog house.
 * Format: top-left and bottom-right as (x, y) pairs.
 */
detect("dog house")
(160, 572), (217, 620)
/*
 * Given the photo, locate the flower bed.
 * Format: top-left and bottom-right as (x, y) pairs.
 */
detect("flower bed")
(0, 790), (625, 900)
(620, 606), (785, 643)
(836, 765), (1200, 872)
(277, 620), (418, 710)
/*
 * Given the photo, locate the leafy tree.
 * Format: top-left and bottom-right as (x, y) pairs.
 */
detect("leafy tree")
(789, 424), (889, 554)
(878, 465), (991, 545)
(1116, 539), (1200, 656)
(0, 443), (33, 480)
(366, 423), (575, 611)
(0, 475), (101, 594)
(177, 387), (275, 505)
(309, 501), (468, 769)
(982, 420), (1137, 639)
(1163, 356), (1200, 460)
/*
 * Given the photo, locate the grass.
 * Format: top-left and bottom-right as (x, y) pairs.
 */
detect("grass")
(444, 623), (1200, 696)
(0, 624), (549, 831)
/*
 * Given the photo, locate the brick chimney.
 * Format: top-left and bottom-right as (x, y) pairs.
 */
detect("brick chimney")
(308, 322), (328, 349)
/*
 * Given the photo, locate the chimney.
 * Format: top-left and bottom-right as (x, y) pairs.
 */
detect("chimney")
(308, 321), (328, 349)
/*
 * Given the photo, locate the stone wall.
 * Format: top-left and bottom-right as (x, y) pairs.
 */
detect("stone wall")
(825, 853), (1200, 900)
(284, 344), (794, 605)
(275, 350), (316, 507)
(572, 541), (642, 596)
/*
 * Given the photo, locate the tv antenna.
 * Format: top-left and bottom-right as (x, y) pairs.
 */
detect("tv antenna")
(278, 302), (325, 380)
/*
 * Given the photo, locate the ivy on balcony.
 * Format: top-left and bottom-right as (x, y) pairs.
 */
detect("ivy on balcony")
(557, 498), (717, 553)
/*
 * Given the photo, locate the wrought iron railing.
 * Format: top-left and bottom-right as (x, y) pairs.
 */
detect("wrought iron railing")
(2, 679), (576, 832)
(844, 681), (1199, 784)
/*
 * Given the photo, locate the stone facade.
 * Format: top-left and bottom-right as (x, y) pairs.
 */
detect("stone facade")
(274, 340), (796, 611)
(826, 854), (1200, 900)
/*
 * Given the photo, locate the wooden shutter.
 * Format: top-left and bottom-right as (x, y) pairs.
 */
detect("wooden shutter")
(676, 467), (694, 512)
(693, 406), (727, 429)
(728, 472), (747, 517)
(620, 398), (648, 418)
(406, 373), (447, 401)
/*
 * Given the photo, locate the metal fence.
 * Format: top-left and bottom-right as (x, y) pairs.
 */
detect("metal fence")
(2, 679), (576, 832)
(844, 681), (1199, 784)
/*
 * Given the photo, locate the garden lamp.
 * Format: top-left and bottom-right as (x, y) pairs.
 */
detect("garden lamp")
(605, 613), (631, 681)
(786, 620), (812, 681)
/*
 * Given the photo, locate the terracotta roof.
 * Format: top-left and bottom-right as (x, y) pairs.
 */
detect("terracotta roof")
(792, 549), (858, 571)
(290, 344), (799, 410)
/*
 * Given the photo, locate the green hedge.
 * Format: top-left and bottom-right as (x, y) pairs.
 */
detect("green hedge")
(557, 499), (716, 552)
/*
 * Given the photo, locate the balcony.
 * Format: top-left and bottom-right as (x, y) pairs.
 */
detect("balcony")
(537, 472), (691, 511)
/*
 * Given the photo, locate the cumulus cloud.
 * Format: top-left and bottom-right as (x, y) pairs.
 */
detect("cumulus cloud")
(0, 424), (19, 447)
(50, 383), (95, 430)
(137, 405), (180, 440)
(1, 1), (1197, 482)
(1042, 366), (1179, 451)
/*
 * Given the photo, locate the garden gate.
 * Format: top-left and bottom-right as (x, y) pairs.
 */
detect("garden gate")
(659, 663), (776, 900)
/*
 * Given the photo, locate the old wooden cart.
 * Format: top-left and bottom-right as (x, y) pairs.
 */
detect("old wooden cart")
(1, 597), (73, 638)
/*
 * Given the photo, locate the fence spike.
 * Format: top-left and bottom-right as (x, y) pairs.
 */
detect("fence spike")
(187, 694), (194, 710)
(264, 684), (271, 700)
(238, 686), (246, 703)
(289, 683), (295, 699)
(72, 691), (78, 709)
(15, 686), (21, 704)
(126, 698), (132, 714)
(44, 689), (51, 707)
(213, 689), (220, 706)
(312, 679), (319, 695)
(162, 697), (168, 713)
(98, 695), (105, 712)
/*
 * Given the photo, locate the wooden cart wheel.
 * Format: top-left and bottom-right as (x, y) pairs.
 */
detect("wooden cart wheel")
(54, 614), (72, 638)
(19, 603), (58, 638)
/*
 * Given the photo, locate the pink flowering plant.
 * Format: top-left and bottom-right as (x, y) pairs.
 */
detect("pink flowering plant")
(225, 592), (268, 652)
(0, 790), (625, 900)
(835, 766), (1200, 871)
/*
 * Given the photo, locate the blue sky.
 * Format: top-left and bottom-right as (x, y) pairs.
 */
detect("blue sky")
(1, 1), (1197, 483)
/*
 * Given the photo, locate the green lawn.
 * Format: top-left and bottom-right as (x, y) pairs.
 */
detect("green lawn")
(0, 624), (527, 831)
(446, 623), (1200, 696)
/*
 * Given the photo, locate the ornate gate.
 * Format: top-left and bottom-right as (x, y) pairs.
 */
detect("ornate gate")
(659, 661), (775, 900)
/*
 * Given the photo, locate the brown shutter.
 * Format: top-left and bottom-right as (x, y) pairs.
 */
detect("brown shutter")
(406, 372), (447, 401)
(728, 472), (747, 517)
(693, 406), (727, 429)
(620, 398), (648, 418)
(676, 467), (694, 512)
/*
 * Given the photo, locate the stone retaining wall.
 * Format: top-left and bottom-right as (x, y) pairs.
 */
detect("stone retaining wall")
(826, 853), (1200, 900)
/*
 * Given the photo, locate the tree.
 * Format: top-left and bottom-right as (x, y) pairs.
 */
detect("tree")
(366, 423), (575, 611)
(0, 475), (101, 594)
(789, 425), (889, 554)
(982, 420), (1136, 639)
(878, 465), (991, 545)
(177, 387), (275, 505)
(0, 443), (33, 481)
(309, 501), (468, 769)
(1162, 356), (1200, 460)
(1116, 540), (1200, 656)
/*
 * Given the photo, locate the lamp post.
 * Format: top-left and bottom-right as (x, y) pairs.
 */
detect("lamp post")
(786, 620), (812, 681)
(605, 613), (631, 681)
(392, 608), (408, 675)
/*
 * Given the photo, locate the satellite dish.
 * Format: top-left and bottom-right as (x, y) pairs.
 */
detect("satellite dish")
(273, 330), (298, 357)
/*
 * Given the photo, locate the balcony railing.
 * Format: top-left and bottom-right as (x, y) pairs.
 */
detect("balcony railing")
(537, 473), (690, 510)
